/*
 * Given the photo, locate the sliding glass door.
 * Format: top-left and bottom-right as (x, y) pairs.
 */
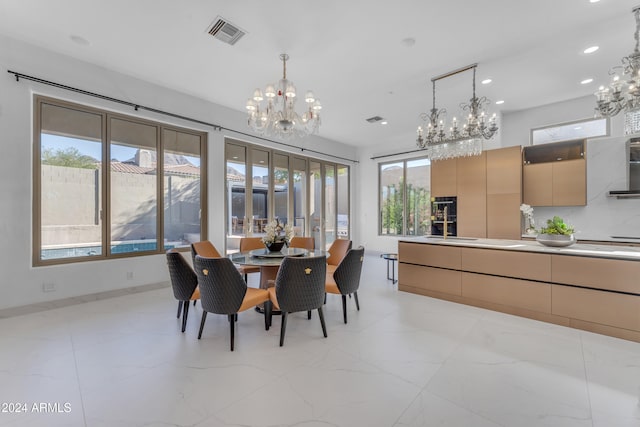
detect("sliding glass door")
(225, 139), (349, 254)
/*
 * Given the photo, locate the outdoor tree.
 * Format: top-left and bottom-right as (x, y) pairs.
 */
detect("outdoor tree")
(42, 147), (98, 169)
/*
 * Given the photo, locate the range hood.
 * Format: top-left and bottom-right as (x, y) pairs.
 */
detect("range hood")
(608, 138), (640, 198)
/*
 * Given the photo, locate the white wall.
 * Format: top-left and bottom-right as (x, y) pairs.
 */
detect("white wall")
(0, 34), (356, 310)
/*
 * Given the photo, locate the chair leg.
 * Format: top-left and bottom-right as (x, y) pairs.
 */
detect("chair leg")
(341, 294), (347, 324)
(279, 312), (288, 347)
(354, 291), (360, 311)
(193, 300), (197, 307)
(324, 293), (327, 305)
(228, 314), (235, 351)
(264, 301), (272, 331)
(198, 311), (208, 339)
(181, 300), (190, 332)
(177, 301), (183, 318)
(318, 307), (328, 338)
(234, 313), (238, 322)
(307, 310), (312, 319)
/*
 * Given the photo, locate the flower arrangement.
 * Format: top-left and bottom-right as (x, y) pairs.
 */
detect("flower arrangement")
(519, 203), (536, 234)
(261, 219), (294, 246)
(539, 216), (574, 236)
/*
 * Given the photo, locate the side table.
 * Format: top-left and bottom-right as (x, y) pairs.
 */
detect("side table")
(380, 253), (398, 284)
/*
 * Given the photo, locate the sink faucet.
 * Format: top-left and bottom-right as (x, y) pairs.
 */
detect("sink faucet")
(443, 206), (448, 240)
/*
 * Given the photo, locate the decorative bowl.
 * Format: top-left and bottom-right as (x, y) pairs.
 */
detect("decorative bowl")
(536, 233), (576, 247)
(264, 241), (286, 252)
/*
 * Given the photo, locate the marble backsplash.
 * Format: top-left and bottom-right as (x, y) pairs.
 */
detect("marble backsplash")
(530, 135), (640, 242)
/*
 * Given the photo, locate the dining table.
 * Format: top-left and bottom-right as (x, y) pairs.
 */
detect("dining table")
(229, 247), (329, 289)
(229, 247), (329, 314)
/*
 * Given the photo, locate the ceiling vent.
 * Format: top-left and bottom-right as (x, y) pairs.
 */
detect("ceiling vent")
(207, 16), (246, 46)
(366, 116), (385, 123)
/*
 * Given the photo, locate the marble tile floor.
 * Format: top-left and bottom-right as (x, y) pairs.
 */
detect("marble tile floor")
(0, 254), (639, 427)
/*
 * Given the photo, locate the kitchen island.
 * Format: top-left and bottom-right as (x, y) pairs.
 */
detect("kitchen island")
(398, 237), (640, 342)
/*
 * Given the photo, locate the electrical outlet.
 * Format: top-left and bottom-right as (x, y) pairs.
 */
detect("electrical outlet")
(42, 282), (56, 292)
(126, 271), (134, 280)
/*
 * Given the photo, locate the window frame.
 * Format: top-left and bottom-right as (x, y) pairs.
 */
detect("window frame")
(33, 95), (207, 266)
(378, 156), (431, 237)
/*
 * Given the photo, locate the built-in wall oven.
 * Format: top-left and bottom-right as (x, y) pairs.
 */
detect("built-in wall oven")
(430, 196), (457, 237)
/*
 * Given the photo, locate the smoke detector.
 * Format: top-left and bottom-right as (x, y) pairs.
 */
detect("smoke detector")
(206, 16), (246, 46)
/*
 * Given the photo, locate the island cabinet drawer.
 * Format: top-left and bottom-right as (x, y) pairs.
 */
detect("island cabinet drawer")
(398, 263), (461, 296)
(398, 242), (461, 269)
(460, 248), (552, 282)
(551, 255), (640, 294)
(552, 285), (640, 331)
(461, 272), (551, 313)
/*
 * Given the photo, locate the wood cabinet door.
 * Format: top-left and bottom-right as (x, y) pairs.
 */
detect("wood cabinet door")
(523, 163), (553, 206)
(486, 146), (522, 195)
(457, 153), (486, 238)
(552, 159), (586, 206)
(431, 158), (457, 197)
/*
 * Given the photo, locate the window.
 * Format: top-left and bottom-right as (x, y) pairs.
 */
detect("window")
(531, 117), (608, 145)
(379, 158), (430, 236)
(34, 96), (207, 265)
(224, 140), (349, 252)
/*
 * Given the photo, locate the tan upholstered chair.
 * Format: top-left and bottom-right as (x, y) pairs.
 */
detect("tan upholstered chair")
(325, 246), (365, 324)
(237, 237), (264, 281)
(194, 256), (271, 351)
(289, 236), (315, 251)
(166, 250), (201, 332)
(191, 241), (221, 263)
(326, 239), (352, 274)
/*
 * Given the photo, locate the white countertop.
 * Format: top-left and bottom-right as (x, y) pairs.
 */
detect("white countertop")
(400, 236), (640, 261)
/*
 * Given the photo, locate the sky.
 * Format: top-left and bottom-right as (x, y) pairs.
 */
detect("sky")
(42, 134), (201, 166)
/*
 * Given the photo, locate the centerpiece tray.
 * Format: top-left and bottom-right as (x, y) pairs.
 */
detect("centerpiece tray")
(249, 248), (308, 258)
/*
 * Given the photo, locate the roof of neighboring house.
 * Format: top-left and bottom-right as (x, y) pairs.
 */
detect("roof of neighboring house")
(110, 162), (154, 174)
(164, 164), (201, 177)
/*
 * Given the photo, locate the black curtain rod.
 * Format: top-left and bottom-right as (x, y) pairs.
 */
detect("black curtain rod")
(370, 148), (426, 160)
(8, 70), (358, 164)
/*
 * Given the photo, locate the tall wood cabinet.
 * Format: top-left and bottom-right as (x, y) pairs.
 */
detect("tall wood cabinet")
(457, 153), (486, 238)
(486, 146), (522, 239)
(430, 146), (522, 239)
(430, 158), (457, 197)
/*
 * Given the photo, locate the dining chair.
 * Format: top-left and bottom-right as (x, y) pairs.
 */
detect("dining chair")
(289, 236), (315, 250)
(267, 255), (328, 346)
(326, 239), (352, 274)
(193, 255), (271, 351)
(191, 241), (221, 264)
(325, 246), (365, 324)
(166, 250), (200, 332)
(237, 237), (264, 282)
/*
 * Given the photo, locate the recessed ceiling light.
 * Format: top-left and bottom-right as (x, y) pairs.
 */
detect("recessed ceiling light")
(495, 100), (505, 105)
(581, 78), (594, 85)
(574, 126), (583, 130)
(589, 0), (600, 3)
(380, 121), (388, 125)
(481, 79), (492, 85)
(583, 46), (599, 54)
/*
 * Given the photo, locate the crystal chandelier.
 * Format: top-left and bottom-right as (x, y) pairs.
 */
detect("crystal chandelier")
(416, 64), (498, 161)
(594, 6), (640, 121)
(246, 54), (322, 139)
